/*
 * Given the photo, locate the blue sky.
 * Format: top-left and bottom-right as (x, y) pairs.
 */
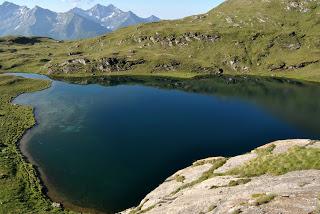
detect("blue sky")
(0, 0), (225, 19)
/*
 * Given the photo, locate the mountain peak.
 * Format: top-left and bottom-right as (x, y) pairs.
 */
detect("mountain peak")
(90, 3), (120, 12)
(146, 15), (160, 21)
(0, 1), (161, 40)
(1, 1), (19, 8)
(106, 4), (117, 9)
(69, 7), (85, 13)
(32, 5), (49, 12)
(2, 1), (15, 5)
(92, 3), (103, 8)
(91, 4), (107, 10)
(88, 3), (123, 20)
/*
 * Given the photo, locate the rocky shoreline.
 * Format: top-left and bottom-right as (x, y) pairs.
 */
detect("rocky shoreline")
(121, 139), (320, 214)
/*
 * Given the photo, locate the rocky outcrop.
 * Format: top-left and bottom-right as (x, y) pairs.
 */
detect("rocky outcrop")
(47, 58), (90, 74)
(284, 0), (318, 13)
(227, 56), (251, 72)
(61, 58), (90, 66)
(97, 57), (145, 72)
(47, 57), (145, 74)
(193, 65), (224, 75)
(68, 51), (83, 56)
(133, 32), (220, 47)
(153, 60), (181, 71)
(268, 32), (302, 51)
(268, 60), (320, 71)
(121, 139), (320, 214)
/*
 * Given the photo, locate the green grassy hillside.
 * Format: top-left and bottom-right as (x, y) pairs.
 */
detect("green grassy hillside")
(0, 0), (319, 82)
(0, 75), (74, 213)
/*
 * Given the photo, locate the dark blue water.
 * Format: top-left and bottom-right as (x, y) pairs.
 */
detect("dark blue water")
(11, 73), (319, 213)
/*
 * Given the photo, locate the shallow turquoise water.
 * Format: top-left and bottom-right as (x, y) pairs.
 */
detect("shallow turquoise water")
(11, 73), (320, 213)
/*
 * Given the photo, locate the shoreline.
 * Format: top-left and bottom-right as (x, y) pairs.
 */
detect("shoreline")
(19, 128), (108, 214)
(13, 80), (110, 214)
(3, 70), (320, 86)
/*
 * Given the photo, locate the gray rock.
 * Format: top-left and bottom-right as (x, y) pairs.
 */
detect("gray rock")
(120, 139), (320, 214)
(51, 202), (61, 208)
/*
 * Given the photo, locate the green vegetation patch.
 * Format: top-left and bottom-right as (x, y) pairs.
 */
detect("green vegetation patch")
(254, 144), (276, 156)
(0, 75), (72, 213)
(228, 178), (252, 187)
(174, 174), (186, 183)
(251, 193), (277, 206)
(209, 178), (252, 189)
(312, 194), (320, 214)
(207, 205), (217, 212)
(128, 199), (156, 214)
(192, 157), (224, 167)
(172, 158), (227, 195)
(228, 146), (320, 177)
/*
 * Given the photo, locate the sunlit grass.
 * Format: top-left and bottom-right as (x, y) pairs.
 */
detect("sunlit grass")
(228, 146), (320, 177)
(0, 75), (71, 213)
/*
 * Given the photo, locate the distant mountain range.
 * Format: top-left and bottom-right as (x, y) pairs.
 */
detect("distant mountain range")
(0, 1), (160, 40)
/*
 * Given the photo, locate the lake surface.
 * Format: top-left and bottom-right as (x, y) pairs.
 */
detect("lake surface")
(11, 73), (320, 213)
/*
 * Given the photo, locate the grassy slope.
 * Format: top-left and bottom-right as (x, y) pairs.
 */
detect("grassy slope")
(229, 145), (320, 177)
(0, 75), (70, 214)
(0, 0), (319, 82)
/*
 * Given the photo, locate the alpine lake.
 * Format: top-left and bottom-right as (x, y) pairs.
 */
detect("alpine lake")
(9, 73), (320, 213)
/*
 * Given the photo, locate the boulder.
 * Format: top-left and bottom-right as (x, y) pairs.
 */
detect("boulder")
(51, 202), (61, 208)
(98, 57), (145, 72)
(154, 60), (181, 71)
(68, 51), (82, 56)
(133, 32), (220, 47)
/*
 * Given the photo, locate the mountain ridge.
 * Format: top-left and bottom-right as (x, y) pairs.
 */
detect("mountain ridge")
(0, 1), (160, 40)
(69, 4), (160, 31)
